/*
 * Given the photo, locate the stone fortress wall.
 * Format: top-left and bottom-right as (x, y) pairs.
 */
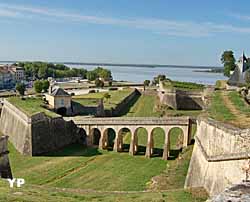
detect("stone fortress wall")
(158, 88), (204, 110)
(185, 117), (250, 196)
(158, 82), (205, 110)
(0, 100), (82, 156)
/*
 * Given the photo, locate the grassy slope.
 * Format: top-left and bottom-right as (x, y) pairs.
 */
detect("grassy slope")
(228, 91), (250, 115)
(7, 97), (59, 118)
(0, 179), (206, 202)
(73, 89), (133, 109)
(208, 91), (235, 121)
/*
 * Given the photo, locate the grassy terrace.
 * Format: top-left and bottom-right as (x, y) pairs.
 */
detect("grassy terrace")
(7, 97), (60, 118)
(73, 88), (134, 109)
(163, 80), (204, 91)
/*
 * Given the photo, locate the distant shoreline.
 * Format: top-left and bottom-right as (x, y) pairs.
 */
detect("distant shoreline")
(0, 61), (222, 70)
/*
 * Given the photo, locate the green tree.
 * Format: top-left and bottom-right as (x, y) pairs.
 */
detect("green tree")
(16, 83), (26, 96)
(221, 50), (236, 77)
(38, 66), (48, 79)
(42, 80), (50, 92)
(87, 71), (97, 81)
(34, 80), (43, 93)
(103, 92), (111, 103)
(95, 79), (104, 88)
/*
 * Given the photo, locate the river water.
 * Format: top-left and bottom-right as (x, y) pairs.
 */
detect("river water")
(70, 64), (226, 85)
(1, 62), (226, 85)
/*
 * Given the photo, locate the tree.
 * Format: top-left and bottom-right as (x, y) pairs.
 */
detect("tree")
(42, 80), (50, 92)
(16, 83), (26, 96)
(221, 50), (236, 77)
(38, 66), (48, 79)
(103, 93), (111, 103)
(34, 80), (43, 93)
(95, 79), (104, 88)
(87, 71), (97, 81)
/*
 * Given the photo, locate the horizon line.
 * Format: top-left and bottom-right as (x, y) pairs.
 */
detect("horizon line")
(0, 60), (222, 69)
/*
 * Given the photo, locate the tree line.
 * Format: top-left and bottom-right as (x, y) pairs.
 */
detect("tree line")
(16, 62), (112, 81)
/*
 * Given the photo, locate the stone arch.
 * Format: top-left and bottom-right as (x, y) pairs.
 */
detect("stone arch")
(90, 128), (101, 146)
(56, 107), (67, 116)
(167, 127), (184, 160)
(102, 128), (116, 151)
(78, 128), (87, 146)
(114, 127), (131, 152)
(150, 127), (166, 157)
(132, 127), (148, 155)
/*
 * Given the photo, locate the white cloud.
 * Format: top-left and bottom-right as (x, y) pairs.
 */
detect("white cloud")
(1, 3), (250, 37)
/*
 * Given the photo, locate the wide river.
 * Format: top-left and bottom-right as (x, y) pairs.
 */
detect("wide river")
(69, 64), (226, 85)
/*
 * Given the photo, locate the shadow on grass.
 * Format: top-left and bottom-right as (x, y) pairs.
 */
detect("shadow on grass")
(42, 144), (102, 157)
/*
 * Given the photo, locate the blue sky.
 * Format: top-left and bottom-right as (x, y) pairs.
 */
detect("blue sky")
(0, 0), (250, 66)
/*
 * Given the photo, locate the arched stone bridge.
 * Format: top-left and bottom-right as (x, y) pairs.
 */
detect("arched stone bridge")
(65, 116), (192, 160)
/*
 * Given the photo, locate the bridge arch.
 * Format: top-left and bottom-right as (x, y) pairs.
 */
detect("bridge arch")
(150, 127), (166, 157)
(90, 128), (101, 146)
(101, 128), (116, 151)
(129, 127), (148, 156)
(167, 127), (184, 160)
(114, 127), (131, 152)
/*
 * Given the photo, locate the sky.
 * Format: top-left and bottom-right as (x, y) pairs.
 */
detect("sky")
(0, 0), (250, 66)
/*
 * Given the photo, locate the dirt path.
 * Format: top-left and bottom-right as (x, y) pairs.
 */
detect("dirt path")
(221, 91), (250, 128)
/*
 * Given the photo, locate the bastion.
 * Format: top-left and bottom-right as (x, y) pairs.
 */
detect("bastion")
(185, 117), (250, 196)
(0, 100), (83, 155)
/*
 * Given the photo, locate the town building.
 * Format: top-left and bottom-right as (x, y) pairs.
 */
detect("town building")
(0, 66), (15, 89)
(9, 66), (25, 82)
(45, 85), (72, 115)
(228, 52), (248, 86)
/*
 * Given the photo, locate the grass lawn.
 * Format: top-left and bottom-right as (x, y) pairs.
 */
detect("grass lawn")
(7, 97), (60, 118)
(0, 179), (207, 202)
(124, 94), (161, 117)
(208, 91), (235, 121)
(163, 80), (204, 91)
(73, 89), (134, 110)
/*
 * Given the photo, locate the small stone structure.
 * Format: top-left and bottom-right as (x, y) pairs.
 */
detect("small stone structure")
(65, 116), (192, 160)
(0, 100), (83, 155)
(45, 85), (72, 115)
(185, 117), (250, 196)
(0, 136), (12, 179)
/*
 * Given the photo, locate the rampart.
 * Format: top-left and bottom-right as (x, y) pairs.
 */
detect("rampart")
(185, 117), (250, 196)
(0, 100), (82, 156)
(158, 88), (204, 110)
